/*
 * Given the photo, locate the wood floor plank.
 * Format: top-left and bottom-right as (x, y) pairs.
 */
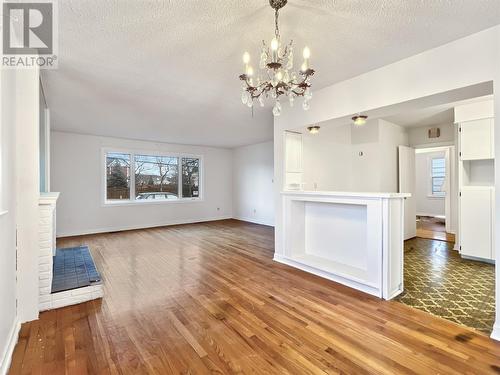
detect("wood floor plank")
(8, 219), (500, 374)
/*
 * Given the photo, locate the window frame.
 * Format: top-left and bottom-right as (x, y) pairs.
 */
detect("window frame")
(428, 156), (446, 198)
(101, 147), (203, 206)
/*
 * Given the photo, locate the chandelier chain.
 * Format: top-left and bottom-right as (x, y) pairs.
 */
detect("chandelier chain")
(275, 9), (280, 38)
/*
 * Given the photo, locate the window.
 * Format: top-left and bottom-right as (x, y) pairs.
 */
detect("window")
(106, 153), (131, 201)
(430, 157), (446, 197)
(135, 155), (179, 200)
(104, 150), (201, 204)
(181, 158), (200, 198)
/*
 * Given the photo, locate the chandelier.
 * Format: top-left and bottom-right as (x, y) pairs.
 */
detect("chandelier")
(239, 0), (315, 116)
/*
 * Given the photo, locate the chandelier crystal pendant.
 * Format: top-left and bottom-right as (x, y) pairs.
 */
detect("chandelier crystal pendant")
(239, 0), (315, 116)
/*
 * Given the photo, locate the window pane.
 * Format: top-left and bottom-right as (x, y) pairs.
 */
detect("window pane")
(432, 176), (445, 194)
(182, 158), (200, 198)
(432, 158), (445, 168)
(431, 158), (446, 179)
(135, 155), (179, 200)
(106, 153), (130, 200)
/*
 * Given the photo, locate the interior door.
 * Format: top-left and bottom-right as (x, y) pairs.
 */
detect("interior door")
(398, 146), (417, 240)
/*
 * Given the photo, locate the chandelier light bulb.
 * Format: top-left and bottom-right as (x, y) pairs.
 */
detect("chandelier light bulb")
(246, 66), (254, 77)
(303, 46), (311, 60)
(301, 62), (307, 72)
(275, 71), (283, 81)
(243, 52), (250, 64)
(271, 38), (279, 51)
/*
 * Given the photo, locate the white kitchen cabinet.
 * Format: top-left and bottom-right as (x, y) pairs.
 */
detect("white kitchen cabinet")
(459, 187), (493, 261)
(459, 118), (494, 160)
(455, 100), (495, 263)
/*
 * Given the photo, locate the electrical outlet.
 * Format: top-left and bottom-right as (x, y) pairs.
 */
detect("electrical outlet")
(217, 207), (220, 211)
(253, 209), (257, 214)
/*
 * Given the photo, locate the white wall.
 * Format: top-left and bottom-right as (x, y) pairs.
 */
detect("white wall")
(302, 119), (408, 192)
(51, 131), (233, 237)
(16, 69), (41, 325)
(232, 141), (274, 226)
(274, 26), (500, 339)
(0, 65), (41, 373)
(415, 150), (446, 217)
(408, 123), (455, 147)
(0, 69), (18, 375)
(303, 122), (352, 191)
(378, 119), (409, 192)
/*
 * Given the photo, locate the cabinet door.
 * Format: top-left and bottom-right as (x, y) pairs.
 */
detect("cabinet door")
(460, 189), (492, 260)
(460, 118), (494, 160)
(285, 132), (303, 173)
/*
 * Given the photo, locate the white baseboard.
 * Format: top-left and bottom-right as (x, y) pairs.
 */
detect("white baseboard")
(273, 254), (380, 299)
(56, 215), (233, 238)
(0, 318), (21, 375)
(233, 216), (274, 227)
(491, 322), (500, 341)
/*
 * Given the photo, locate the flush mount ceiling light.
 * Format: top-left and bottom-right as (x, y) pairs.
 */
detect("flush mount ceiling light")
(352, 114), (368, 126)
(239, 0), (315, 117)
(307, 125), (320, 134)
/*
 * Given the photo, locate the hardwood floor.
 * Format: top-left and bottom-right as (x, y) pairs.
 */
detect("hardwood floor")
(416, 216), (455, 243)
(9, 220), (500, 374)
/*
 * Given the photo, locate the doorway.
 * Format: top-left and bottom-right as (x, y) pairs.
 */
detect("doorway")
(399, 145), (456, 243)
(414, 147), (455, 243)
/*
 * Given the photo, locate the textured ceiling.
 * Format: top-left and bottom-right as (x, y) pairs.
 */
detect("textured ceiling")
(385, 95), (494, 128)
(42, 0), (500, 148)
(385, 107), (455, 128)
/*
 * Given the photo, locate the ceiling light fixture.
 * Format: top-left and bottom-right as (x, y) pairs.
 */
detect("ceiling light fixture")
(307, 125), (320, 134)
(352, 114), (368, 126)
(239, 0), (315, 117)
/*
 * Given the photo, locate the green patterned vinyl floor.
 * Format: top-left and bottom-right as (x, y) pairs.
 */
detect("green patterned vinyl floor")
(397, 238), (495, 334)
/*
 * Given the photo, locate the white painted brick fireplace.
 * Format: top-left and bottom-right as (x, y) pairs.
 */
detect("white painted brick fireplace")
(38, 192), (103, 311)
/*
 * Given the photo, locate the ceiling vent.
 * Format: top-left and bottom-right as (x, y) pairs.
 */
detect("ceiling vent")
(428, 127), (441, 139)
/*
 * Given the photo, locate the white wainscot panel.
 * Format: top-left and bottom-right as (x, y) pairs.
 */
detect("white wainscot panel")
(277, 191), (407, 299)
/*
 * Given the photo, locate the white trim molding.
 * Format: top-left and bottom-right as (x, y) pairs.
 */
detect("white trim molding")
(56, 215), (232, 238)
(233, 216), (274, 227)
(0, 318), (21, 375)
(491, 322), (500, 341)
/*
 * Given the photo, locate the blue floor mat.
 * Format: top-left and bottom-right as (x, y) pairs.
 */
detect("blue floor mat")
(52, 246), (101, 293)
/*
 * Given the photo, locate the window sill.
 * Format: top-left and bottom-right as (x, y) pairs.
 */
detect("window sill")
(103, 198), (203, 207)
(427, 195), (445, 199)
